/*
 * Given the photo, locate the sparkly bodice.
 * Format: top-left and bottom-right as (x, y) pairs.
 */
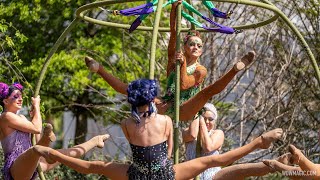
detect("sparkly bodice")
(130, 141), (168, 174)
(1, 130), (32, 155)
(1, 130), (37, 180)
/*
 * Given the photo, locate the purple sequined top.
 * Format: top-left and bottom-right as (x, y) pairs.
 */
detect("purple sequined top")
(1, 130), (37, 180)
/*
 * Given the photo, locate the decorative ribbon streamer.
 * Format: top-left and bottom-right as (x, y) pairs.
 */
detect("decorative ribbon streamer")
(114, 2), (154, 16)
(113, 0), (237, 34)
(181, 11), (235, 34)
(202, 0), (232, 19)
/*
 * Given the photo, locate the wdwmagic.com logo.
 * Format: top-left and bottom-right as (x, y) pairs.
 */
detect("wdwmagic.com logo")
(282, 170), (317, 176)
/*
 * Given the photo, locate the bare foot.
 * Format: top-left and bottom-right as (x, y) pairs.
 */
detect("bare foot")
(288, 144), (302, 164)
(93, 134), (110, 148)
(259, 128), (283, 149)
(263, 159), (278, 172)
(276, 153), (292, 165)
(33, 145), (56, 164)
(234, 51), (256, 71)
(85, 56), (100, 73)
(43, 123), (56, 142)
(263, 159), (284, 172)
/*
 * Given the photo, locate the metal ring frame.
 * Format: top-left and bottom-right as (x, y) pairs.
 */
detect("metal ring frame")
(75, 0), (279, 32)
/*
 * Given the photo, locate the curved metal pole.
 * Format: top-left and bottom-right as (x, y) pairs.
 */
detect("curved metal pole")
(33, 2), (319, 178)
(174, 2), (182, 165)
(149, 0), (164, 79)
(75, 0), (278, 32)
(75, 0), (320, 84)
(34, 18), (80, 96)
(32, 18), (80, 180)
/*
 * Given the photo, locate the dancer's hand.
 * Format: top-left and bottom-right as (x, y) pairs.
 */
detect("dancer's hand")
(31, 95), (41, 109)
(175, 51), (184, 64)
(29, 108), (35, 118)
(172, 0), (182, 7)
(199, 116), (209, 132)
(30, 95), (40, 117)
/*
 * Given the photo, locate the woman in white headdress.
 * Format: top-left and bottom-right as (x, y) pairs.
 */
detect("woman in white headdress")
(183, 103), (224, 179)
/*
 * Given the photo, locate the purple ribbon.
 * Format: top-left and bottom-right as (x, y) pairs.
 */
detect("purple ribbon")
(202, 25), (235, 34)
(129, 17), (143, 33)
(128, 6), (155, 33)
(119, 2), (154, 16)
(211, 8), (230, 19)
(200, 15), (235, 34)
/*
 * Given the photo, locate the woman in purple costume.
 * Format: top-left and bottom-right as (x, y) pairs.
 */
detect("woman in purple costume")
(0, 82), (109, 180)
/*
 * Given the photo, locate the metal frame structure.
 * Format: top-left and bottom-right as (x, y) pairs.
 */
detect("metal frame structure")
(34, 1), (320, 179)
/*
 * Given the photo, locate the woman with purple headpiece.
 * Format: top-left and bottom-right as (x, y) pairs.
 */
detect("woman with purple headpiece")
(0, 82), (109, 180)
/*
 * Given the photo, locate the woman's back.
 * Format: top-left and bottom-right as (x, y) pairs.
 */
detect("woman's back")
(122, 113), (175, 180)
(121, 113), (171, 147)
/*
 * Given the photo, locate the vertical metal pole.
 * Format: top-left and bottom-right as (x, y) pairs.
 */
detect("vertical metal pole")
(149, 0), (164, 79)
(174, 2), (182, 165)
(187, 1), (199, 179)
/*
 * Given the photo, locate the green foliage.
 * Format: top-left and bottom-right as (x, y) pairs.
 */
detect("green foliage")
(1, 0), (170, 144)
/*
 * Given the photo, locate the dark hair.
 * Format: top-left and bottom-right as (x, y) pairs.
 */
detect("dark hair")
(0, 82), (23, 108)
(127, 79), (158, 123)
(183, 30), (201, 44)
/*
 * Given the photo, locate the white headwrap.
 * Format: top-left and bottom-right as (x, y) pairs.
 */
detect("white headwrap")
(203, 103), (218, 121)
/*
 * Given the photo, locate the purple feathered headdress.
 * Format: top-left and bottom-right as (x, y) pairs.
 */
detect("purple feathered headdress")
(0, 83), (9, 100)
(12, 83), (23, 91)
(0, 82), (24, 100)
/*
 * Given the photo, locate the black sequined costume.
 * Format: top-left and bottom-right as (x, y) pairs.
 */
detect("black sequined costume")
(127, 141), (175, 180)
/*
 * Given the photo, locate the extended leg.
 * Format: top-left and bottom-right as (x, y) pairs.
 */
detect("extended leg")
(263, 160), (311, 180)
(10, 124), (56, 180)
(173, 128), (282, 180)
(34, 145), (129, 180)
(41, 134), (110, 171)
(214, 153), (292, 180)
(289, 145), (320, 179)
(214, 163), (273, 180)
(179, 51), (256, 121)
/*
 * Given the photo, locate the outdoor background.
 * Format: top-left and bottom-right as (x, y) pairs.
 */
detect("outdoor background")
(0, 0), (319, 179)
